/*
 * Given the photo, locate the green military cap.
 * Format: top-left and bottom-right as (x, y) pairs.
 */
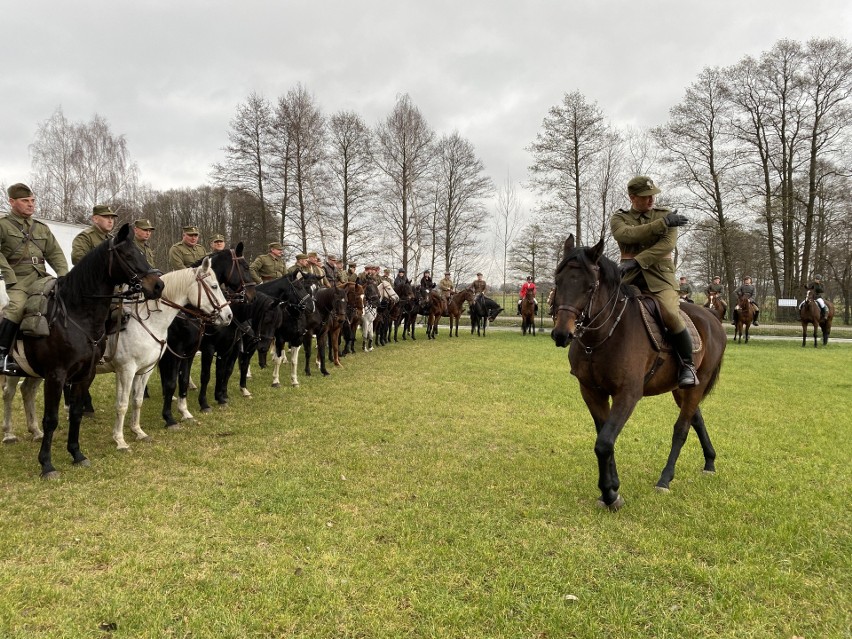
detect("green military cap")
(7, 183), (33, 199)
(268, 242), (281, 250)
(134, 219), (156, 230)
(92, 204), (117, 217)
(326, 254), (337, 261)
(295, 253), (308, 260)
(210, 234), (225, 242)
(307, 251), (318, 258)
(627, 175), (661, 197)
(182, 226), (200, 235)
(712, 275), (721, 280)
(348, 262), (357, 268)
(384, 268), (391, 274)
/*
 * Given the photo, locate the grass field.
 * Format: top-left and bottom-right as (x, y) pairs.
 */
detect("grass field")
(0, 330), (849, 638)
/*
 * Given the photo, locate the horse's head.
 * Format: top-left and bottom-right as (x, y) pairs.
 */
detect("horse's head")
(551, 234), (611, 348)
(191, 257), (233, 326)
(364, 282), (380, 305)
(110, 223), (164, 300)
(209, 243), (256, 304)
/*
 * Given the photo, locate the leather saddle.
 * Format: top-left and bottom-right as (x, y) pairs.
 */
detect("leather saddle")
(636, 295), (704, 366)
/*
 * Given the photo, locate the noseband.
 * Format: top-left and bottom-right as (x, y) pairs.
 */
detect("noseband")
(107, 237), (161, 295)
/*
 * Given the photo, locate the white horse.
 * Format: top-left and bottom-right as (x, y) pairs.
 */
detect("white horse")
(2, 259), (233, 450)
(362, 301), (377, 351)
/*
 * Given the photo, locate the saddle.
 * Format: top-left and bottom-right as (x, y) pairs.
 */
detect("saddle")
(636, 295), (704, 363)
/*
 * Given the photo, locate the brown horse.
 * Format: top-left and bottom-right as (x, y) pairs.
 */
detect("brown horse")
(704, 292), (726, 322)
(551, 235), (726, 511)
(423, 289), (444, 339)
(733, 293), (754, 344)
(799, 290), (834, 348)
(521, 288), (536, 335)
(446, 288), (475, 337)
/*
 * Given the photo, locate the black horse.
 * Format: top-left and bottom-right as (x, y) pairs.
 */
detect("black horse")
(302, 286), (347, 376)
(159, 245), (254, 428)
(256, 272), (314, 387)
(237, 291), (284, 397)
(469, 293), (503, 336)
(15, 224), (163, 478)
(392, 280), (417, 341)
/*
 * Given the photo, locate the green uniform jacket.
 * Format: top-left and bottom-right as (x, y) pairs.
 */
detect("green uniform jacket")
(471, 280), (486, 294)
(0, 212), (69, 285)
(134, 237), (156, 269)
(679, 282), (693, 296)
(734, 284), (755, 300)
(71, 225), (112, 265)
(250, 254), (285, 283)
(706, 282), (724, 296)
(610, 207), (677, 293)
(168, 241), (207, 271)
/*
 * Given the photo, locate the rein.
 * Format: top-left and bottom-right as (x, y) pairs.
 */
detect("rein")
(556, 264), (627, 353)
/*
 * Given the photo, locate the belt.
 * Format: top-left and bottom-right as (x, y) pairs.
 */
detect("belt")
(262, 276), (275, 282)
(15, 256), (45, 266)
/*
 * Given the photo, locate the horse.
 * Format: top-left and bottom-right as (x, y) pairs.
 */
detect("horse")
(373, 280), (399, 346)
(393, 280), (418, 341)
(9, 224), (164, 477)
(551, 235), (726, 511)
(256, 272), (313, 388)
(302, 285), (348, 377)
(446, 288), (475, 337)
(158, 245), (255, 428)
(521, 288), (537, 335)
(420, 287), (444, 340)
(469, 294), (503, 336)
(4, 259), (233, 449)
(704, 291), (726, 322)
(237, 291), (284, 397)
(340, 282), (365, 356)
(733, 293), (754, 344)
(799, 289), (834, 348)
(361, 282), (380, 352)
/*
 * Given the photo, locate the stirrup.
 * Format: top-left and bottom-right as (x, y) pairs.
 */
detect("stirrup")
(678, 363), (699, 388)
(0, 354), (24, 377)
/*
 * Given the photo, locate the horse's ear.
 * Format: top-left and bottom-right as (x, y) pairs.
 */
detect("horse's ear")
(563, 235), (575, 256)
(235, 242), (244, 257)
(590, 237), (605, 263)
(116, 223), (131, 243)
(201, 256), (211, 271)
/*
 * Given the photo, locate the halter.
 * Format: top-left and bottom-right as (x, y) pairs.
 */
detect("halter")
(90, 236), (162, 299)
(159, 268), (230, 324)
(221, 248), (255, 303)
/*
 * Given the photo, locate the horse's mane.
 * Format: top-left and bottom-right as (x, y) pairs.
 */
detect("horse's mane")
(56, 236), (114, 301)
(556, 243), (639, 299)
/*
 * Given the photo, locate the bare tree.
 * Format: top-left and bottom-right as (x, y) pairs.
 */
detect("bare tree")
(373, 93), (435, 274)
(212, 92), (274, 243)
(492, 174), (524, 295)
(29, 107), (82, 221)
(527, 91), (608, 244)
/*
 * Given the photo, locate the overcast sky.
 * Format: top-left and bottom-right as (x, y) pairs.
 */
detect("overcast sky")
(3, 0), (851, 212)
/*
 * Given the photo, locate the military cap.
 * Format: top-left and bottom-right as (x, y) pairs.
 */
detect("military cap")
(295, 253), (308, 260)
(627, 175), (661, 197)
(814, 274), (822, 280)
(384, 268), (391, 274)
(444, 271), (451, 275)
(134, 219), (156, 230)
(307, 251), (318, 258)
(92, 204), (117, 217)
(424, 269), (431, 274)
(712, 275), (721, 280)
(348, 262), (357, 268)
(268, 241), (281, 250)
(398, 268), (405, 274)
(7, 183), (33, 199)
(476, 272), (483, 276)
(326, 254), (337, 262)
(743, 276), (752, 281)
(210, 234), (225, 242)
(182, 226), (200, 235)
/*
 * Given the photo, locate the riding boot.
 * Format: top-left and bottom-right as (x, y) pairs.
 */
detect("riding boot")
(0, 319), (23, 376)
(669, 328), (699, 388)
(752, 308), (759, 326)
(731, 309), (738, 326)
(820, 305), (828, 321)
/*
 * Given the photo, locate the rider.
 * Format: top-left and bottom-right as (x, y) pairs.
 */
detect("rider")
(420, 269), (435, 290)
(393, 268), (407, 290)
(678, 276), (694, 303)
(801, 274), (828, 320)
(704, 275), (727, 319)
(517, 276), (538, 316)
(733, 276), (760, 327)
(611, 175), (698, 388)
(471, 272), (486, 294)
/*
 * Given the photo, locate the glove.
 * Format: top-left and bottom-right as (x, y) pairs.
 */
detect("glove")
(619, 258), (639, 277)
(664, 211), (689, 227)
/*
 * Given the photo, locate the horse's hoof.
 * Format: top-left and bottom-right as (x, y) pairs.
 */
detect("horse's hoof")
(117, 446), (131, 453)
(702, 469), (716, 475)
(218, 404), (228, 411)
(654, 485), (670, 493)
(74, 458), (91, 468)
(201, 407), (212, 414)
(83, 410), (95, 417)
(2, 435), (17, 444)
(41, 470), (61, 480)
(271, 382), (280, 388)
(165, 424), (181, 431)
(240, 389), (251, 397)
(596, 495), (625, 511)
(291, 382), (300, 388)
(138, 435), (153, 443)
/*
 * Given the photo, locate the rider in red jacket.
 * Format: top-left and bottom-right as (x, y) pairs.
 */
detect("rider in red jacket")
(517, 276), (538, 315)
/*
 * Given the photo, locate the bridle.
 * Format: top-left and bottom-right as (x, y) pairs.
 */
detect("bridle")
(159, 268), (230, 324)
(97, 236), (162, 299)
(221, 248), (255, 304)
(555, 262), (627, 352)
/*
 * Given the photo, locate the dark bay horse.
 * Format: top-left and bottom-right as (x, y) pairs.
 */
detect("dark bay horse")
(421, 288), (444, 340)
(393, 280), (417, 341)
(551, 235), (726, 510)
(733, 293), (753, 344)
(446, 288), (475, 337)
(340, 282), (365, 356)
(303, 286), (347, 377)
(799, 290), (834, 348)
(15, 224), (163, 478)
(521, 289), (536, 335)
(469, 294), (503, 336)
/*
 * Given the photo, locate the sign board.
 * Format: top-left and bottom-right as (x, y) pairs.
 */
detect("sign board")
(777, 299), (798, 307)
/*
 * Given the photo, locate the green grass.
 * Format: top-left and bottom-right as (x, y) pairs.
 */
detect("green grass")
(0, 332), (849, 638)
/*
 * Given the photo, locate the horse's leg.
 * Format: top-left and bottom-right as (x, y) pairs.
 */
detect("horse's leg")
(128, 372), (153, 443)
(302, 334), (312, 377)
(239, 346), (254, 397)
(159, 356), (179, 428)
(64, 380), (91, 468)
(589, 389), (636, 510)
(23, 379), (44, 440)
(175, 357), (194, 423)
(656, 391), (710, 490)
(217, 347), (240, 405)
(288, 345), (301, 386)
(813, 323), (818, 348)
(689, 406), (716, 473)
(112, 367), (136, 451)
(2, 376), (19, 443)
(198, 342), (214, 413)
(38, 378), (66, 478)
(331, 326), (342, 367)
(317, 330), (330, 376)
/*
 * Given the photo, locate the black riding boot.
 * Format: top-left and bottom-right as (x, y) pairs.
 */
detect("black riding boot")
(752, 308), (759, 326)
(731, 309), (738, 326)
(669, 329), (699, 388)
(0, 319), (23, 376)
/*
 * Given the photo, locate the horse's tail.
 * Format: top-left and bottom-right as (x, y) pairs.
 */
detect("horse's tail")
(702, 352), (724, 398)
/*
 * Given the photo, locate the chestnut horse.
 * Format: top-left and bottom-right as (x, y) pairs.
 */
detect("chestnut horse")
(733, 293), (754, 344)
(799, 289), (834, 348)
(704, 291), (726, 322)
(521, 289), (536, 335)
(446, 288), (475, 337)
(551, 235), (726, 510)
